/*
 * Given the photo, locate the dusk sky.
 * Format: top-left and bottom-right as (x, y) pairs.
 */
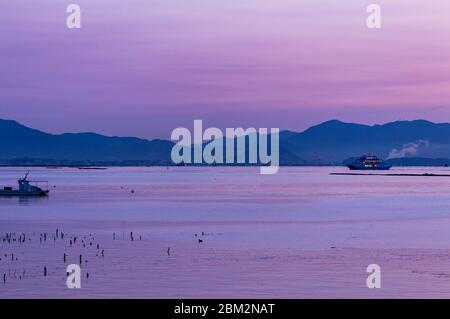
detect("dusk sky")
(1, 0), (450, 139)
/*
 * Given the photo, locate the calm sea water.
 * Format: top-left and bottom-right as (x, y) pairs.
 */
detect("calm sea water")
(1, 166), (450, 298)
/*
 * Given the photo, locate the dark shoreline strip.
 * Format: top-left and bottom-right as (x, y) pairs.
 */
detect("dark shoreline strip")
(330, 172), (450, 177)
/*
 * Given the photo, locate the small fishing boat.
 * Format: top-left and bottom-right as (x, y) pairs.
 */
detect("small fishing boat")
(0, 172), (49, 197)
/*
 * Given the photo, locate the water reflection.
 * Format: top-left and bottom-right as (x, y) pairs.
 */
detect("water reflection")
(0, 195), (48, 206)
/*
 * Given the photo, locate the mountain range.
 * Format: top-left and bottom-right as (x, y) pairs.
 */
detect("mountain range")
(1, 118), (450, 166)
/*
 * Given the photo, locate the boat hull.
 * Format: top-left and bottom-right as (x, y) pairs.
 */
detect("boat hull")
(347, 164), (391, 170)
(0, 190), (49, 197)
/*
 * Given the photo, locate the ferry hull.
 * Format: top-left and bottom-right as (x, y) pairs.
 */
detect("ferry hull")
(347, 164), (391, 170)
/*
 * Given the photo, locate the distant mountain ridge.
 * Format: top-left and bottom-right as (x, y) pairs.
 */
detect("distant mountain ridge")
(0, 119), (174, 165)
(2, 118), (450, 166)
(281, 119), (450, 164)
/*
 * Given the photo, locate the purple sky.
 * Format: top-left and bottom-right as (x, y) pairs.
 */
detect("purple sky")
(1, 0), (450, 139)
